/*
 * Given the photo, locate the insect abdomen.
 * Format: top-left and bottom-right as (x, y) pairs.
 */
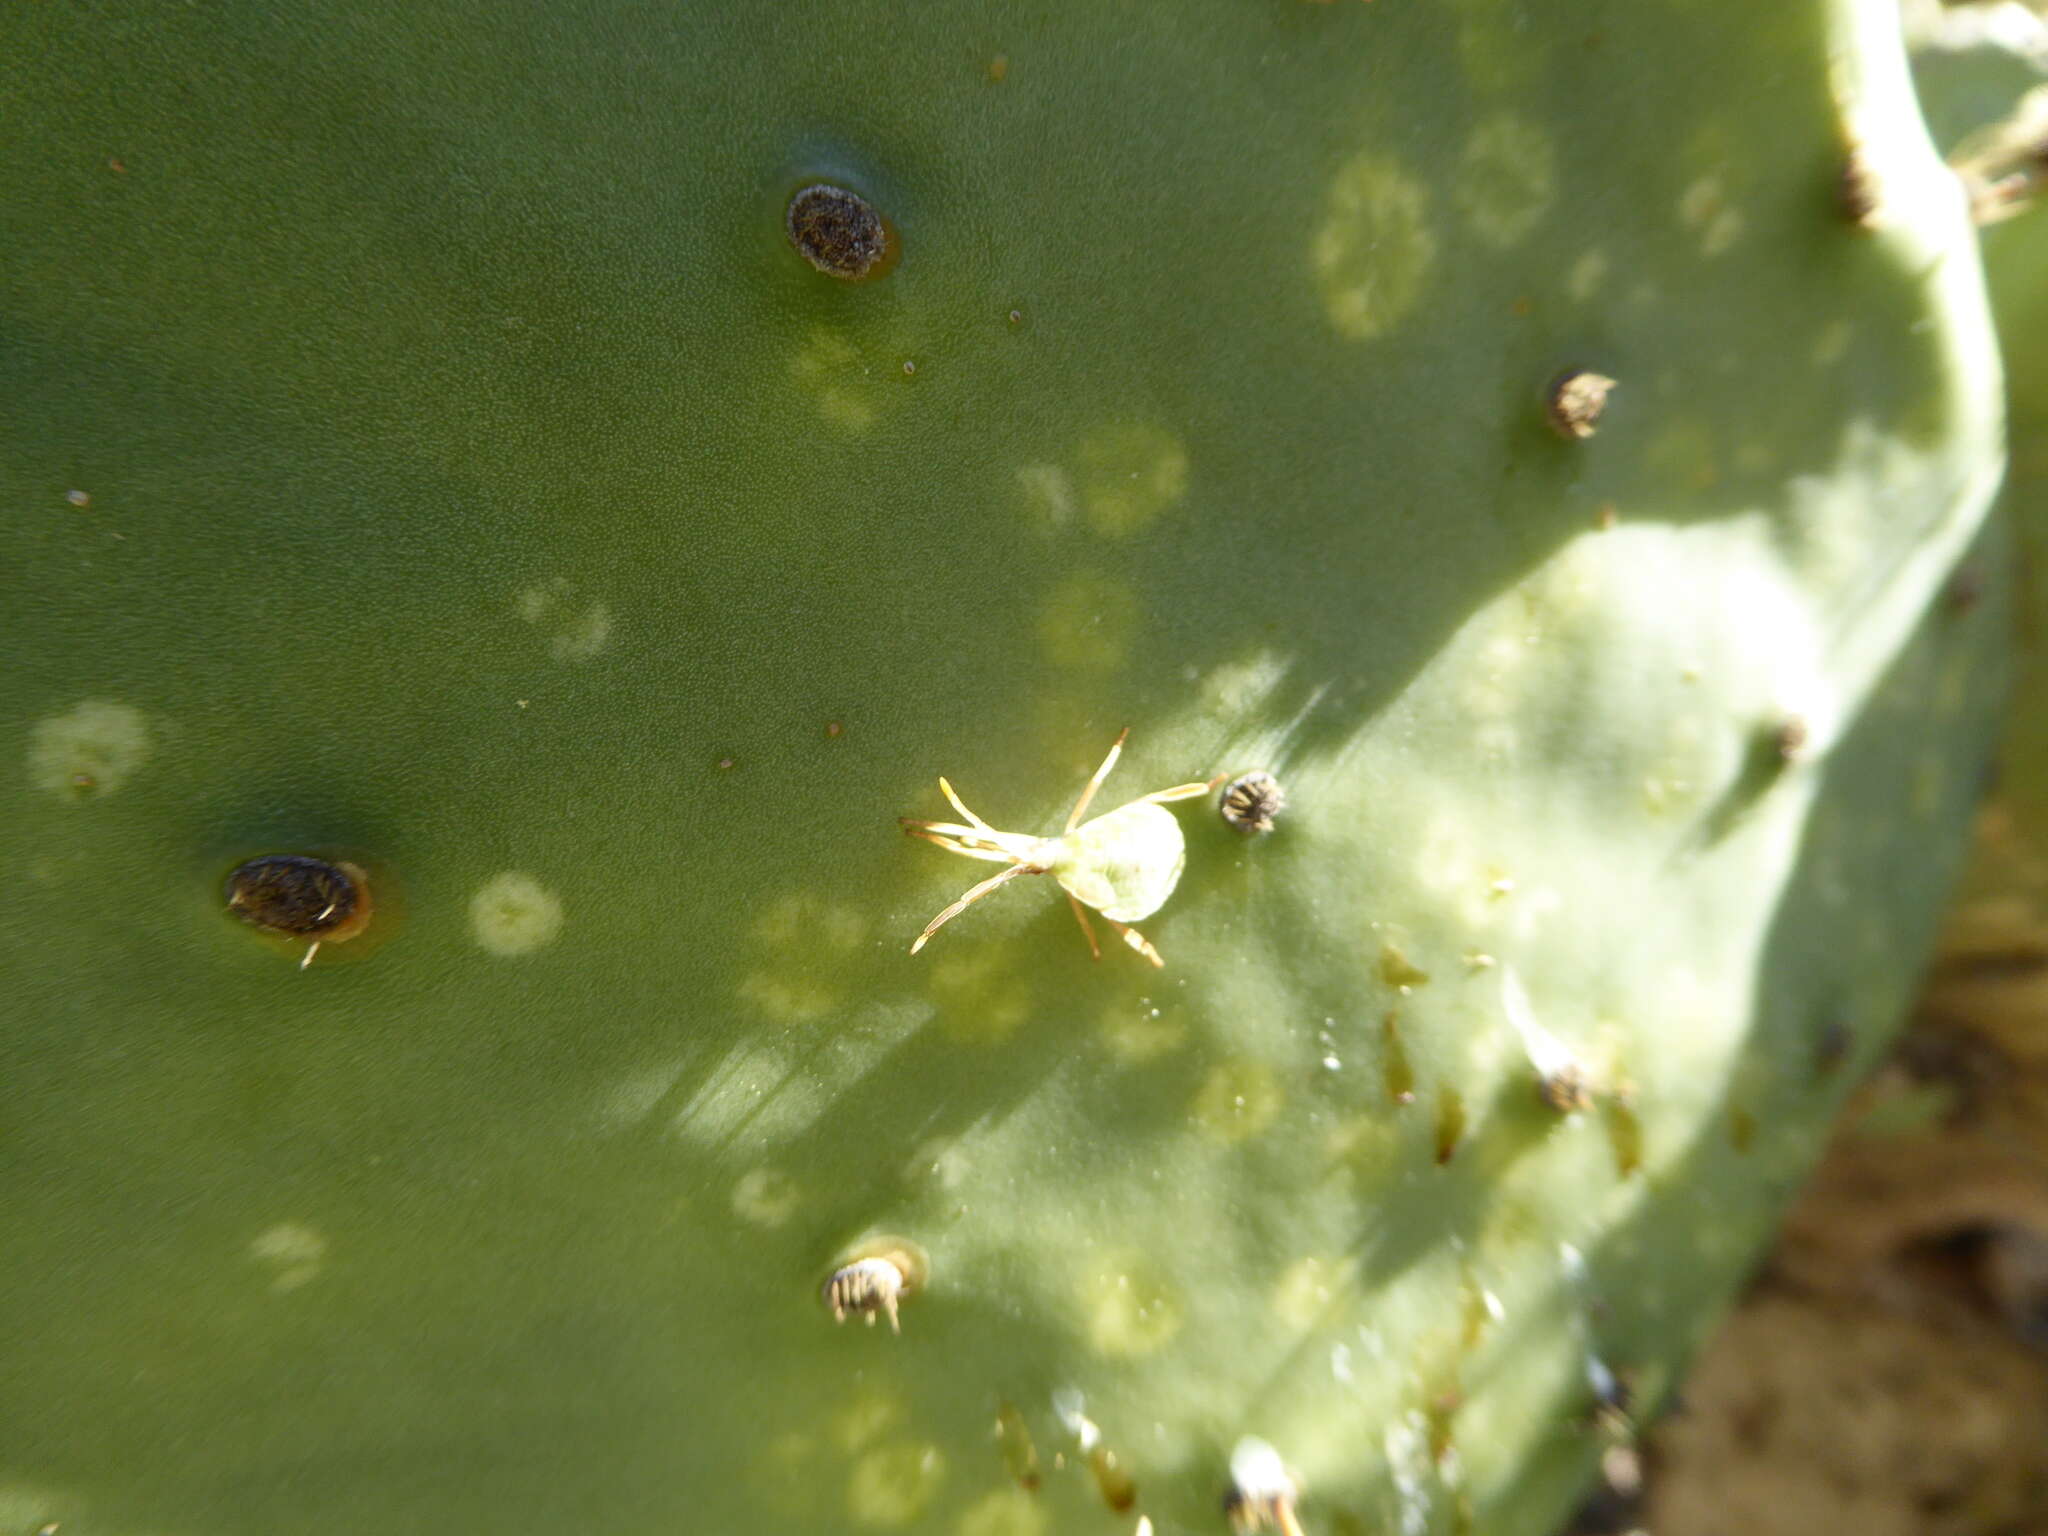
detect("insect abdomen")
(1054, 802), (1187, 922)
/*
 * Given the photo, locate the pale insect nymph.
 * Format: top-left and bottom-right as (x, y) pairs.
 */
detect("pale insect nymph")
(900, 728), (1217, 967)
(820, 1238), (928, 1333)
(823, 1256), (910, 1332)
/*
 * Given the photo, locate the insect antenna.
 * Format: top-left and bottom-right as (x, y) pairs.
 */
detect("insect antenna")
(899, 818), (1017, 863)
(939, 776), (997, 832)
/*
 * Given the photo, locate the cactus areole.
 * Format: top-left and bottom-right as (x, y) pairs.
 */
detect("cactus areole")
(0, 1), (2007, 1534)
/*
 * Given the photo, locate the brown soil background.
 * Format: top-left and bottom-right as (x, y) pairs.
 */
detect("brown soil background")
(1570, 806), (2048, 1536)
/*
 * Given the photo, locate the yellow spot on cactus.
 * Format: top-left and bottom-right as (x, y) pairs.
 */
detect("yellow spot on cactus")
(902, 1135), (973, 1190)
(1075, 421), (1189, 536)
(469, 871), (563, 957)
(1677, 175), (1717, 224)
(847, 1441), (947, 1527)
(1272, 1255), (1355, 1329)
(1015, 462), (1078, 532)
(755, 892), (867, 953)
(1452, 0), (1544, 92)
(956, 1487), (1049, 1536)
(793, 325), (879, 432)
(929, 949), (1032, 1043)
(516, 577), (611, 661)
(1036, 572), (1136, 671)
(731, 1166), (801, 1228)
(28, 698), (152, 798)
(1811, 320), (1853, 366)
(248, 1223), (326, 1292)
(1567, 249), (1610, 303)
(737, 891), (863, 1020)
(1455, 114), (1556, 246)
(736, 972), (839, 1023)
(1099, 996), (1188, 1063)
(1313, 152), (1434, 341)
(831, 1389), (905, 1453)
(1325, 1115), (1398, 1181)
(1704, 208), (1743, 255)
(1641, 773), (1689, 816)
(1191, 1060), (1283, 1143)
(1083, 1253), (1185, 1357)
(1678, 174), (1744, 256)
(1197, 650), (1288, 720)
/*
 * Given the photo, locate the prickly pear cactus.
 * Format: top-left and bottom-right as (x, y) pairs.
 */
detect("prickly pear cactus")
(0, 2), (2006, 1535)
(1899, 7), (2048, 980)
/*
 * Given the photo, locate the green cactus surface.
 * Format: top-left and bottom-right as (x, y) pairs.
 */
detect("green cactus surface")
(0, 2), (2009, 1534)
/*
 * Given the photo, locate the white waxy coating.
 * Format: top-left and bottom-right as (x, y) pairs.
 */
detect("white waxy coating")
(1050, 801), (1188, 922)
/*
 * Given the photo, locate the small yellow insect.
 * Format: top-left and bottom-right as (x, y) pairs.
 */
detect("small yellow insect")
(900, 728), (1216, 967)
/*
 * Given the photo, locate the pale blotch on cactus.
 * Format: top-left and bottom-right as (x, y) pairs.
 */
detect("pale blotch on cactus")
(733, 1166), (804, 1229)
(1311, 152), (1435, 341)
(27, 698), (153, 798)
(1073, 421), (1190, 538)
(847, 1440), (949, 1526)
(956, 1486), (1049, 1536)
(1455, 113), (1558, 248)
(1014, 461), (1081, 533)
(467, 869), (563, 956)
(927, 950), (1033, 1043)
(792, 325), (886, 433)
(1035, 571), (1138, 672)
(515, 576), (613, 662)
(247, 1222), (328, 1293)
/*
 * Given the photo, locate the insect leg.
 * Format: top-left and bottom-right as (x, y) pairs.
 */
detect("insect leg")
(1067, 892), (1103, 960)
(1066, 727), (1130, 832)
(1102, 917), (1165, 968)
(1137, 774), (1225, 806)
(910, 862), (1033, 954)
